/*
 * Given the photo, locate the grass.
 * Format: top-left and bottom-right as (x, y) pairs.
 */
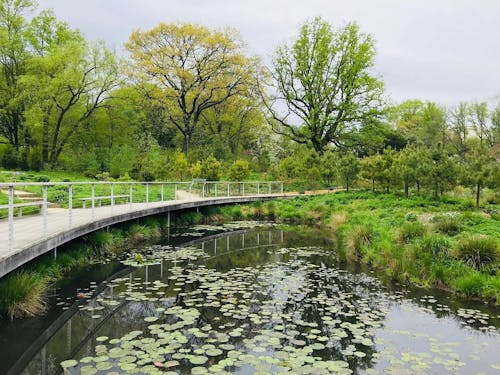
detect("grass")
(211, 191), (499, 304)
(0, 272), (47, 320)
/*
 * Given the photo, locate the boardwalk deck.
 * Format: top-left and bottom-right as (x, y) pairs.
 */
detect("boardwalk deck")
(0, 193), (289, 278)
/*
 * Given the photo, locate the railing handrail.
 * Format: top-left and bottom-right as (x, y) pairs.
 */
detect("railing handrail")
(0, 180), (283, 187)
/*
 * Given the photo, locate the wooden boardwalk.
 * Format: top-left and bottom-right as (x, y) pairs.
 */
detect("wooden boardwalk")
(0, 193), (289, 278)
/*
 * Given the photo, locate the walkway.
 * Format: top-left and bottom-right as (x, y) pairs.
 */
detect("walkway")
(0, 191), (289, 278)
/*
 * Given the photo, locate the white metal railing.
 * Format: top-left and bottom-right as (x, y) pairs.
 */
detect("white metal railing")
(0, 180), (284, 253)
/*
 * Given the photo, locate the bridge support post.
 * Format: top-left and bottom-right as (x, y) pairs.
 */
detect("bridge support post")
(53, 247), (57, 260)
(68, 184), (73, 227)
(111, 183), (115, 210)
(42, 185), (48, 238)
(167, 211), (170, 228)
(91, 184), (95, 220)
(8, 185), (14, 252)
(214, 238), (217, 254)
(129, 185), (133, 210)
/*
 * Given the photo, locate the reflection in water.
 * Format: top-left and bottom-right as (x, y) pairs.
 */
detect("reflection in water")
(3, 225), (498, 374)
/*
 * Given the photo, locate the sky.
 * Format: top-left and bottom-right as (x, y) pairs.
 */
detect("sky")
(37, 0), (500, 106)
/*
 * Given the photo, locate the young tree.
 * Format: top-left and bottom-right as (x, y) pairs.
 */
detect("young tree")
(470, 102), (493, 147)
(336, 152), (360, 192)
(448, 102), (469, 159)
(393, 146), (421, 197)
(462, 144), (499, 208)
(201, 155), (222, 181)
(265, 17), (384, 154)
(424, 147), (458, 199)
(360, 154), (383, 192)
(125, 22), (260, 154)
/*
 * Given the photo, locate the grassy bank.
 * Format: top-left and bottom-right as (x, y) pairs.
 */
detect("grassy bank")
(207, 192), (499, 304)
(0, 216), (168, 320)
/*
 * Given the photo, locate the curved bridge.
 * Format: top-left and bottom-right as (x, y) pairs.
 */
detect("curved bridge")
(0, 180), (290, 278)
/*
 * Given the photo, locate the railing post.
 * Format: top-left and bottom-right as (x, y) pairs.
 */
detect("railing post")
(110, 183), (115, 209)
(91, 183), (95, 220)
(146, 183), (149, 207)
(242, 182), (245, 196)
(42, 185), (48, 238)
(129, 184), (133, 209)
(68, 184), (73, 227)
(257, 183), (260, 195)
(268, 182), (271, 195)
(202, 183), (205, 198)
(161, 184), (164, 202)
(227, 183), (230, 197)
(8, 185), (14, 252)
(281, 182), (283, 194)
(174, 184), (177, 200)
(214, 183), (217, 197)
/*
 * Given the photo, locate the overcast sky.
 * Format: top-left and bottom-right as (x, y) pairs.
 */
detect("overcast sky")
(37, 0), (500, 106)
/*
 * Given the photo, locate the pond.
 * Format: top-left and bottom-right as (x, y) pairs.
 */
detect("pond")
(1, 223), (499, 374)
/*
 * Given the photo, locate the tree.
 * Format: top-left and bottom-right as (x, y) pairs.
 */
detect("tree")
(470, 102), (492, 147)
(360, 154), (382, 192)
(336, 152), (360, 192)
(22, 39), (121, 165)
(424, 147), (458, 199)
(229, 159), (250, 181)
(449, 102), (469, 159)
(171, 150), (189, 181)
(0, 0), (35, 148)
(201, 155), (222, 181)
(125, 22), (260, 154)
(393, 146), (421, 197)
(265, 17), (383, 154)
(462, 144), (498, 208)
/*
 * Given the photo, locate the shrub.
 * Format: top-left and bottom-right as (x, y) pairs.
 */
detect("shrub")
(454, 273), (485, 298)
(397, 221), (426, 243)
(416, 235), (450, 257)
(0, 272), (47, 320)
(431, 214), (462, 235)
(405, 212), (417, 222)
(346, 224), (374, 261)
(35, 175), (50, 182)
(454, 235), (498, 270)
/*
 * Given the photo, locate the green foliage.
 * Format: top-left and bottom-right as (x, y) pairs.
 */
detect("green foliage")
(35, 175), (50, 182)
(336, 152), (360, 192)
(397, 221), (426, 243)
(0, 271), (46, 320)
(229, 159), (250, 181)
(200, 155), (222, 181)
(268, 17), (383, 153)
(346, 224), (374, 261)
(431, 214), (462, 235)
(454, 235), (498, 270)
(416, 235), (450, 257)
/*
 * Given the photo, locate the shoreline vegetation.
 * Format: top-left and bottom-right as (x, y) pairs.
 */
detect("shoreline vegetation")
(0, 190), (498, 320)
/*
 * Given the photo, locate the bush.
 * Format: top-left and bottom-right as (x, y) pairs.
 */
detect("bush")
(397, 221), (426, 243)
(35, 175), (50, 182)
(0, 271), (46, 320)
(346, 224), (374, 261)
(454, 235), (499, 270)
(416, 235), (450, 257)
(431, 214), (462, 235)
(454, 273), (485, 298)
(405, 212), (417, 222)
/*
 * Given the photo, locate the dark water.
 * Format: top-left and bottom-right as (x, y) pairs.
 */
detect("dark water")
(1, 224), (499, 374)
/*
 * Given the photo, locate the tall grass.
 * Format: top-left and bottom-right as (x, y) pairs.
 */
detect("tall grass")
(0, 272), (47, 320)
(454, 235), (499, 270)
